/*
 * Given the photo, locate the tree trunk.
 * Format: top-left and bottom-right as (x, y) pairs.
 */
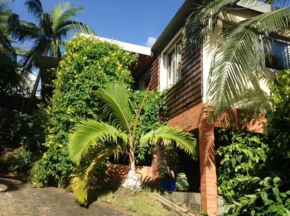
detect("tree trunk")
(122, 148), (142, 191)
(28, 70), (41, 113)
(28, 47), (49, 114)
(129, 148), (135, 170)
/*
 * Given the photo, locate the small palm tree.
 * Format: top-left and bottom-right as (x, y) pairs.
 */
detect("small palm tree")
(184, 0), (290, 117)
(68, 83), (197, 204)
(9, 0), (93, 108)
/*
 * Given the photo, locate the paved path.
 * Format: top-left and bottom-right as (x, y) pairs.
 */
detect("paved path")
(0, 178), (124, 216)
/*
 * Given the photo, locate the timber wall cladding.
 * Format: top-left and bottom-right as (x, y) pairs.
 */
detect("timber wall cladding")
(149, 55), (160, 91)
(166, 48), (202, 118)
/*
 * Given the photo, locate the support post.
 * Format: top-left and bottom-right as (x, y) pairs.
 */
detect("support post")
(199, 107), (218, 215)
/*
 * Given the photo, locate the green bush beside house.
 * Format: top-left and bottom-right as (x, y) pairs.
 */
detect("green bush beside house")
(217, 70), (290, 215)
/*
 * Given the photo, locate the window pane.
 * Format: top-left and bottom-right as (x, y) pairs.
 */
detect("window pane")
(176, 42), (182, 82)
(265, 40), (290, 70)
(168, 49), (175, 86)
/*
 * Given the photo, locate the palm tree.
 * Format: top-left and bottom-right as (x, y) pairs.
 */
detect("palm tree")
(0, 0), (14, 54)
(184, 0), (290, 117)
(68, 83), (197, 204)
(9, 0), (93, 109)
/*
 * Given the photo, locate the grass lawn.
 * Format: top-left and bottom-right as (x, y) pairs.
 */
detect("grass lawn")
(98, 188), (175, 216)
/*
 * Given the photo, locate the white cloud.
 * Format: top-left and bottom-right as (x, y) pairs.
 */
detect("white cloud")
(146, 37), (157, 47)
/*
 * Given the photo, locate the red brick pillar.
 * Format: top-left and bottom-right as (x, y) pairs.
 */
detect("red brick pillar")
(199, 107), (218, 215)
(151, 153), (159, 179)
(151, 144), (162, 180)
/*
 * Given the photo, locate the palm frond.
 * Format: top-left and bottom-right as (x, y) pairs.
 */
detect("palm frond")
(71, 147), (119, 204)
(184, 0), (240, 51)
(95, 83), (133, 134)
(54, 20), (93, 37)
(207, 7), (290, 116)
(68, 120), (128, 165)
(20, 35), (50, 71)
(228, 88), (271, 112)
(14, 45), (30, 56)
(140, 126), (197, 159)
(39, 13), (53, 38)
(25, 0), (43, 18)
(51, 2), (83, 32)
(8, 14), (40, 41)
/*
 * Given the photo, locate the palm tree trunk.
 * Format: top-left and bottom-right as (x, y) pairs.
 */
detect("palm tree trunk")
(122, 147), (141, 191)
(129, 148), (135, 170)
(28, 48), (49, 114)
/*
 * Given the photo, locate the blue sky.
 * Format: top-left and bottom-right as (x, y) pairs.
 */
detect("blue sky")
(11, 0), (185, 47)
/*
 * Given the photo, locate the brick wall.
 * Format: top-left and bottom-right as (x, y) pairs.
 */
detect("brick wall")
(168, 102), (203, 131)
(166, 48), (202, 118)
(149, 55), (160, 91)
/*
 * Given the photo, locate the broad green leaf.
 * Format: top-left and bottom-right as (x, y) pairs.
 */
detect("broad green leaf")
(265, 199), (274, 206)
(273, 187), (282, 203)
(268, 204), (279, 212)
(261, 191), (268, 201)
(251, 210), (255, 216)
(273, 177), (282, 187)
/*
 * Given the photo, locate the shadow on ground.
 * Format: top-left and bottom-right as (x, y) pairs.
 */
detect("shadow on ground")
(0, 177), (24, 192)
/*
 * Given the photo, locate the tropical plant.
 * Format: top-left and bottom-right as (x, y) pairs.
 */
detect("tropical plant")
(68, 83), (197, 204)
(184, 0), (290, 116)
(0, 0), (14, 53)
(9, 0), (93, 108)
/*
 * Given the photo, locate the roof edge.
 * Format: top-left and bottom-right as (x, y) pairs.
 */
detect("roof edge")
(81, 34), (151, 56)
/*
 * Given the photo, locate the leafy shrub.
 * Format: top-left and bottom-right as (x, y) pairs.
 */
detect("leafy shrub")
(9, 148), (38, 175)
(226, 176), (290, 215)
(266, 70), (290, 182)
(0, 108), (31, 148)
(217, 70), (290, 215)
(0, 106), (48, 150)
(217, 131), (268, 202)
(30, 35), (137, 187)
(217, 131), (290, 215)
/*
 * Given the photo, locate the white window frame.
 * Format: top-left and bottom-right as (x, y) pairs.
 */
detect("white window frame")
(160, 29), (182, 91)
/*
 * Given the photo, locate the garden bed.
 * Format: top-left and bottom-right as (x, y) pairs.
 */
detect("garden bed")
(98, 188), (173, 216)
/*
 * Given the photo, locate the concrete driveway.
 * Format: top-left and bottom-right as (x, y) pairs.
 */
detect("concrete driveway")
(0, 178), (125, 216)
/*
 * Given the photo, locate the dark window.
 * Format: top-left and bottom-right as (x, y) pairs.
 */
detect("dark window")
(265, 40), (290, 70)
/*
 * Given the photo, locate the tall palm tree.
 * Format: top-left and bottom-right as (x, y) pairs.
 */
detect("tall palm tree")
(184, 0), (290, 117)
(9, 0), (93, 109)
(68, 83), (197, 204)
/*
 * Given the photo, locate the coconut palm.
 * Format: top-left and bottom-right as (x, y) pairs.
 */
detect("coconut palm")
(68, 83), (197, 204)
(9, 0), (93, 109)
(184, 0), (290, 117)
